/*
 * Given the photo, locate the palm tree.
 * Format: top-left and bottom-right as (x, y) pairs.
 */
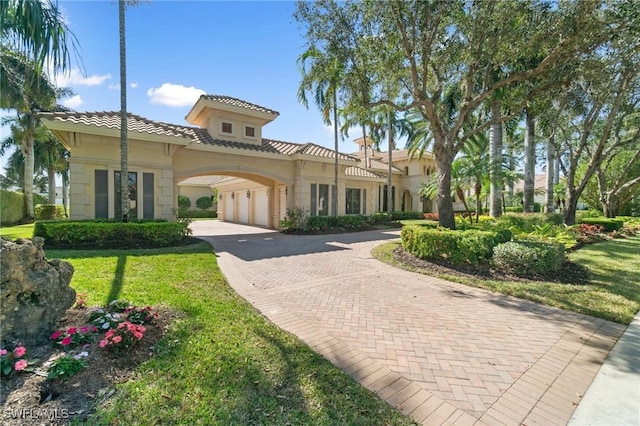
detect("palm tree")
(456, 133), (490, 223)
(418, 161), (473, 224)
(298, 45), (345, 217)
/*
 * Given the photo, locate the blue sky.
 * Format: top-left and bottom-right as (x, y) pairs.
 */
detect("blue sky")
(1, 0), (367, 172)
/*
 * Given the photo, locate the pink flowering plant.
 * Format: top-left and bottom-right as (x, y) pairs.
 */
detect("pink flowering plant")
(1, 345), (34, 376)
(50, 325), (98, 349)
(99, 321), (146, 354)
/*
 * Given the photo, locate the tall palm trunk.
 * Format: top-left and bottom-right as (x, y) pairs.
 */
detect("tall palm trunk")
(387, 110), (393, 213)
(119, 0), (129, 222)
(523, 109), (536, 213)
(332, 87), (338, 217)
(489, 101), (503, 217)
(21, 119), (35, 219)
(362, 124), (368, 170)
(47, 165), (56, 203)
(544, 134), (555, 213)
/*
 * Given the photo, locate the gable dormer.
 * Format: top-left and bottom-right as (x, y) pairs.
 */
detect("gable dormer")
(185, 95), (279, 145)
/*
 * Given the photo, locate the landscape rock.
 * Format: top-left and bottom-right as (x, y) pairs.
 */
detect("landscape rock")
(0, 237), (75, 346)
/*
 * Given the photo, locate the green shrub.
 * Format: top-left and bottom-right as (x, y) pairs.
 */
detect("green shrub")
(390, 211), (423, 220)
(579, 217), (624, 232)
(337, 215), (368, 229)
(280, 208), (309, 232)
(505, 206), (524, 213)
(177, 210), (217, 219)
(0, 190), (24, 225)
(35, 204), (65, 220)
(178, 195), (191, 210)
(33, 220), (189, 249)
(492, 240), (565, 276)
(401, 226), (511, 266)
(306, 216), (337, 231)
(371, 212), (391, 225)
(195, 196), (213, 210)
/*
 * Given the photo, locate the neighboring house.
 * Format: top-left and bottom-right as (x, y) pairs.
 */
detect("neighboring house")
(513, 174), (547, 206)
(40, 94), (438, 229)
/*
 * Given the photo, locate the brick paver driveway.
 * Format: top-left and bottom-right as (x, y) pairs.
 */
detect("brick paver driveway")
(191, 221), (625, 425)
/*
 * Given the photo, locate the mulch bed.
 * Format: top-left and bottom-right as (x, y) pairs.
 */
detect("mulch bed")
(1, 306), (178, 426)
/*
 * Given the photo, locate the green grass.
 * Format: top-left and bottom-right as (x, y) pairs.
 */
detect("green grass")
(46, 242), (415, 425)
(373, 235), (640, 324)
(0, 223), (34, 239)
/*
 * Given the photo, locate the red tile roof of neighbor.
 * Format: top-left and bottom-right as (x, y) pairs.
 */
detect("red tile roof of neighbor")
(345, 167), (386, 179)
(39, 111), (358, 162)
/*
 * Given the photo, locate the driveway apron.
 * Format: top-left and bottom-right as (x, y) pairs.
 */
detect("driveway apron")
(191, 221), (626, 426)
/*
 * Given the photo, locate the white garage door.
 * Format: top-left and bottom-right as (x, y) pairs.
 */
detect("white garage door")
(254, 189), (268, 227)
(224, 193), (234, 222)
(238, 192), (249, 224)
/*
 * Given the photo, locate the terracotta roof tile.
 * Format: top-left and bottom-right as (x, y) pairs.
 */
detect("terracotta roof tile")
(368, 159), (403, 173)
(39, 111), (192, 139)
(40, 111), (357, 162)
(178, 175), (225, 185)
(345, 167), (386, 178)
(198, 94), (279, 116)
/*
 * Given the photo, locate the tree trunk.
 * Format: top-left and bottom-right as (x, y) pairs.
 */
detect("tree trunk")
(332, 89), (339, 217)
(544, 136), (555, 213)
(523, 109), (536, 213)
(119, 0), (130, 222)
(22, 133), (35, 220)
(489, 101), (503, 217)
(474, 182), (482, 222)
(387, 110), (393, 214)
(62, 179), (68, 217)
(435, 146), (456, 229)
(563, 186), (579, 225)
(47, 165), (56, 204)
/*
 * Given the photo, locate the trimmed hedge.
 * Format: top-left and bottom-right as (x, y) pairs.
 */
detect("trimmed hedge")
(178, 195), (191, 210)
(579, 217), (624, 232)
(390, 211), (423, 220)
(35, 204), (66, 220)
(34, 219), (190, 249)
(401, 226), (512, 266)
(178, 210), (217, 219)
(196, 196), (213, 210)
(492, 240), (565, 276)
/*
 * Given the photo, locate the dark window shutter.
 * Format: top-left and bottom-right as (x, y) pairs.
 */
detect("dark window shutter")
(143, 172), (154, 218)
(95, 170), (108, 218)
(310, 184), (317, 216)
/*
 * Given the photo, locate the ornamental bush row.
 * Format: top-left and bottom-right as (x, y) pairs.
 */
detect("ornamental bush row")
(492, 240), (565, 276)
(33, 219), (191, 249)
(579, 217), (624, 232)
(401, 226), (512, 266)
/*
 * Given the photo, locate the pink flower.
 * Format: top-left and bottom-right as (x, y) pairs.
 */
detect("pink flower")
(133, 331), (143, 340)
(112, 336), (122, 343)
(118, 322), (126, 329)
(91, 326), (98, 332)
(67, 327), (78, 335)
(105, 329), (115, 338)
(50, 330), (62, 340)
(13, 346), (26, 357)
(14, 359), (27, 371)
(0, 349), (7, 356)
(61, 336), (72, 346)
(80, 326), (89, 333)
(99, 339), (108, 348)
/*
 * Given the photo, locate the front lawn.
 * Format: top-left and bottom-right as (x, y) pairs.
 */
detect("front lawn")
(373, 235), (640, 324)
(44, 242), (414, 425)
(0, 223), (34, 239)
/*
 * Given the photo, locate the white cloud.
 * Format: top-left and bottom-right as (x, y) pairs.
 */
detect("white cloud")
(130, 82), (138, 89)
(53, 67), (111, 87)
(147, 83), (205, 107)
(108, 83), (120, 91)
(62, 95), (83, 109)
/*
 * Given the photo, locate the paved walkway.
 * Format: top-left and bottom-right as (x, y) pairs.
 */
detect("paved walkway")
(191, 221), (630, 425)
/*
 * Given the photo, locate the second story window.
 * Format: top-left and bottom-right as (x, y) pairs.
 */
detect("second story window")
(245, 126), (255, 137)
(221, 122), (233, 134)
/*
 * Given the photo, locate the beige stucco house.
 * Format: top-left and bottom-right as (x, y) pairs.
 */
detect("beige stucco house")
(40, 94), (437, 229)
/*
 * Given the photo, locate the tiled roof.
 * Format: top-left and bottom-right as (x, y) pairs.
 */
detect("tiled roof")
(368, 159), (403, 173)
(38, 111), (192, 139)
(195, 94), (279, 116)
(345, 167), (386, 179)
(40, 111), (357, 162)
(178, 175), (225, 185)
